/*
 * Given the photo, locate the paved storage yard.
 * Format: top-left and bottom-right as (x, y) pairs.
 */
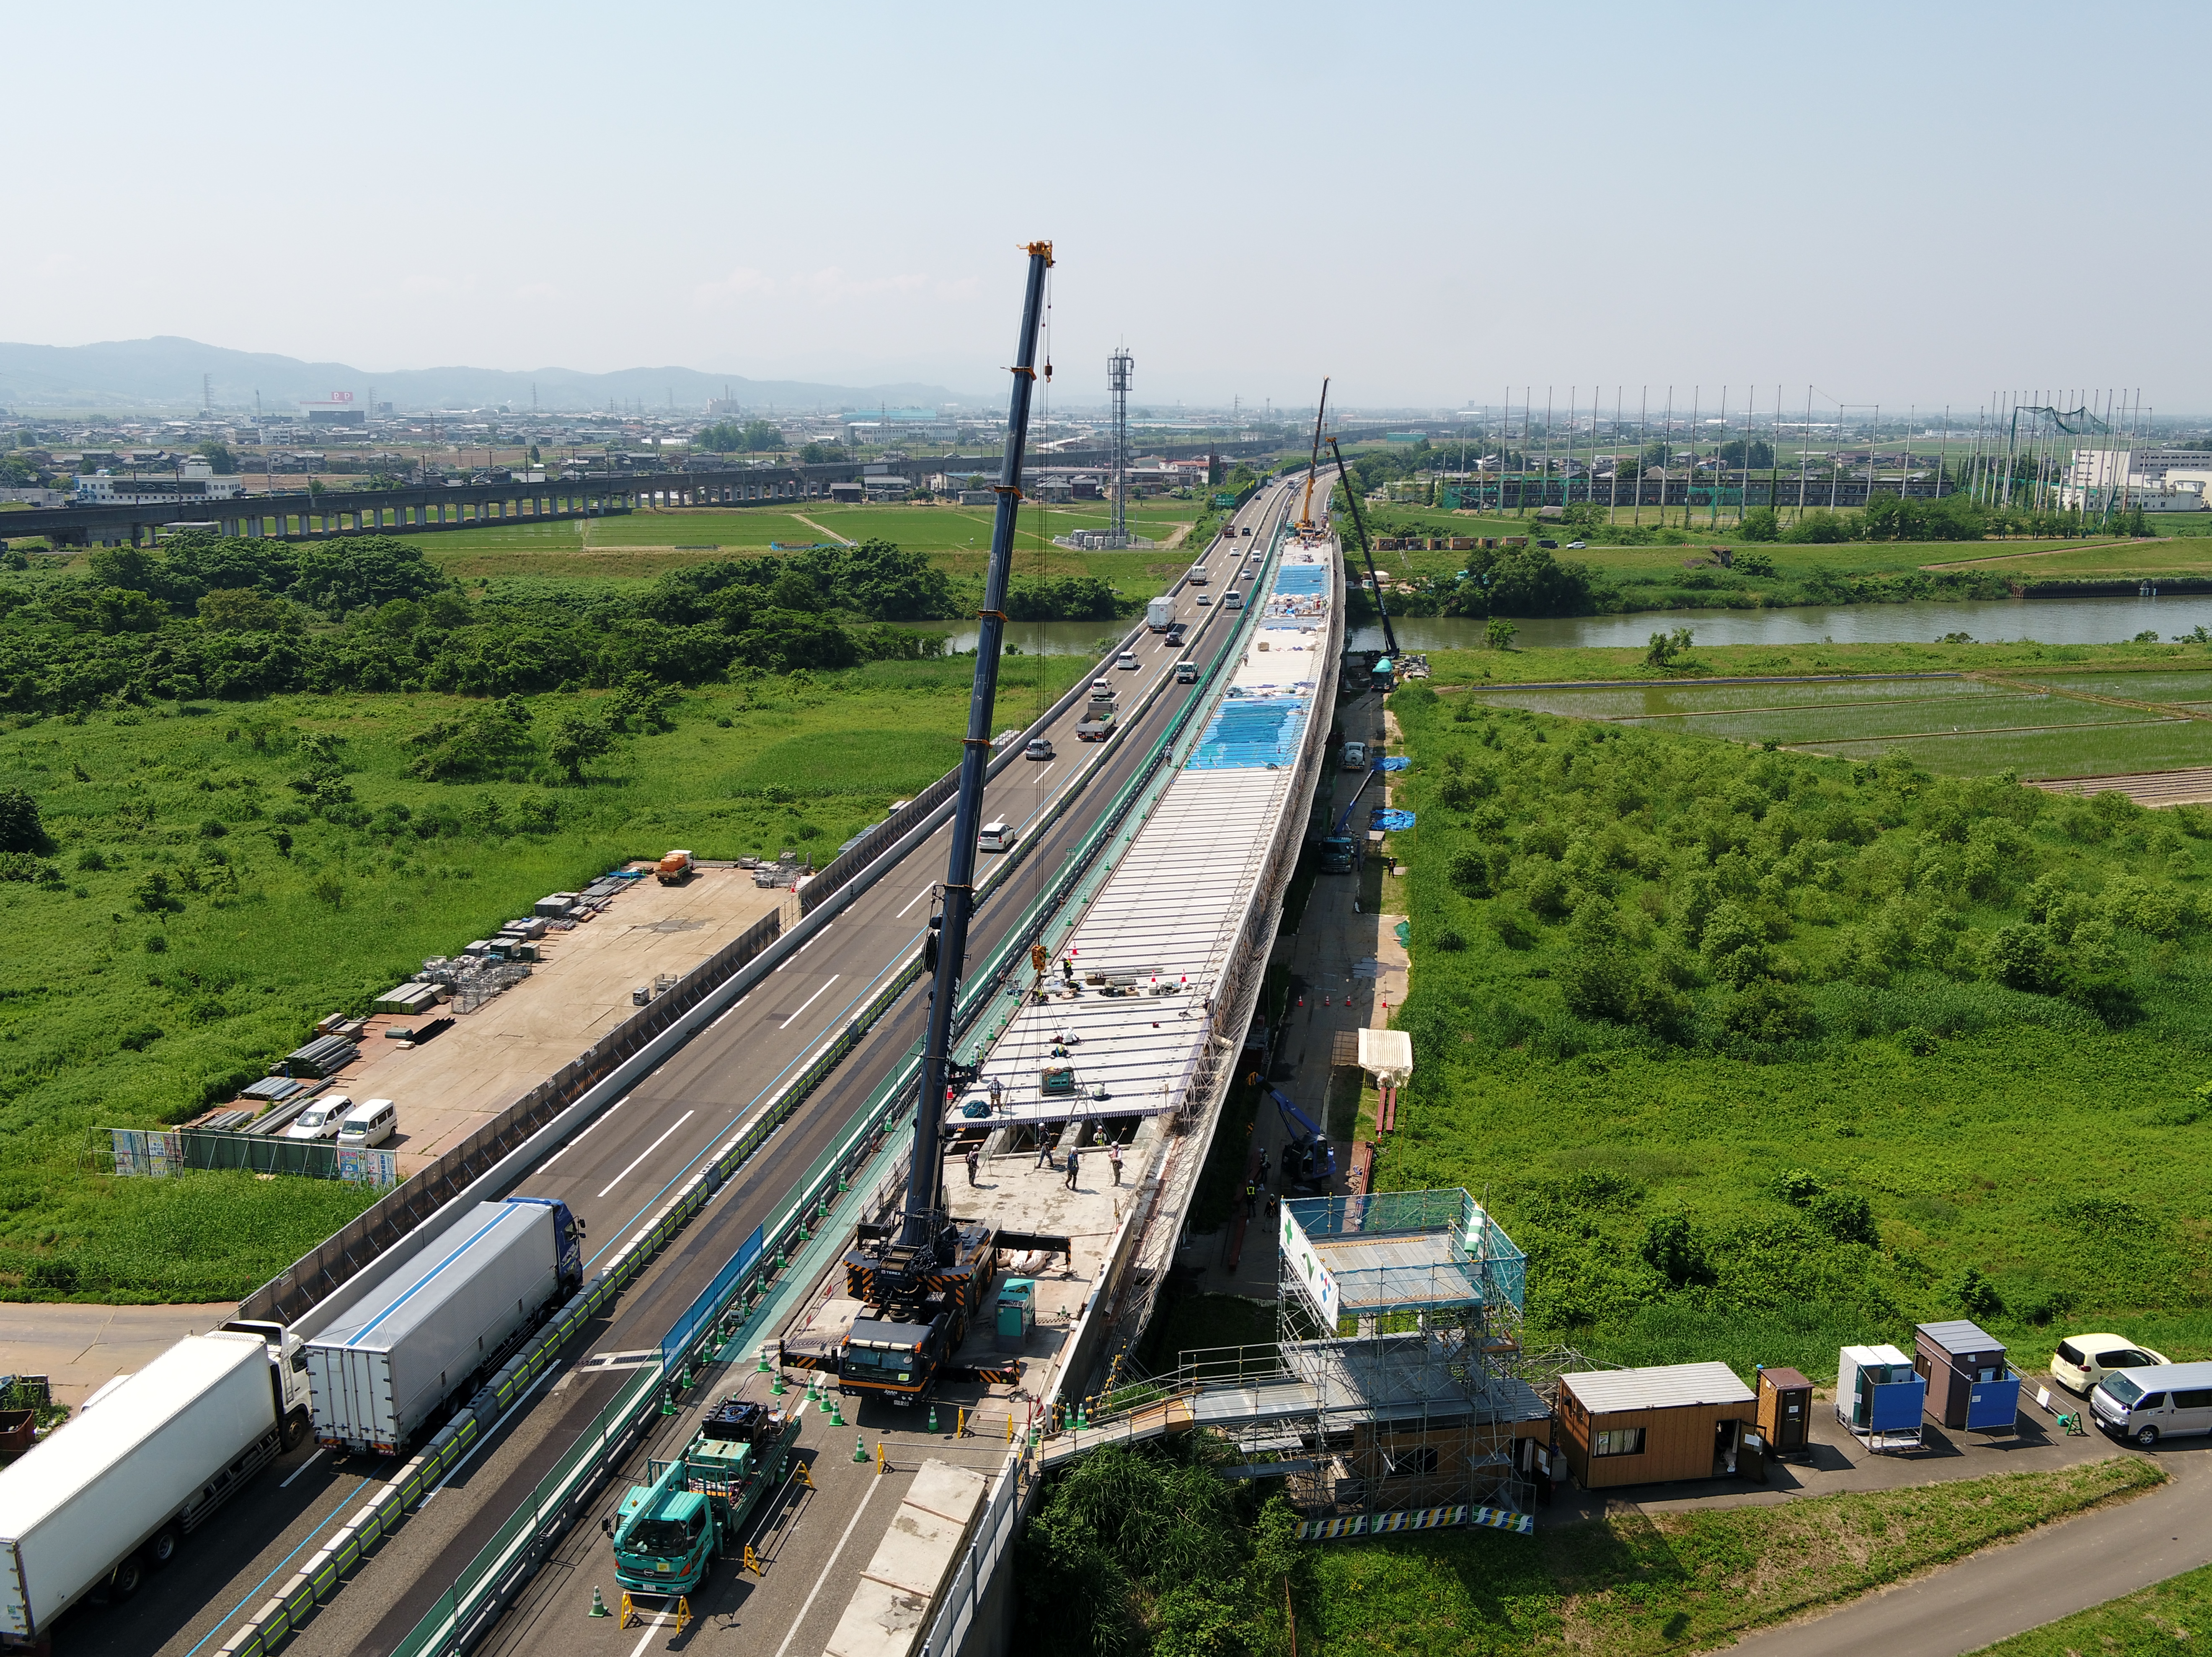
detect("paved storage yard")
(316, 866), (787, 1177)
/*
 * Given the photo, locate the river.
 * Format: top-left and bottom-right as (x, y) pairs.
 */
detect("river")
(1349, 594), (2212, 653)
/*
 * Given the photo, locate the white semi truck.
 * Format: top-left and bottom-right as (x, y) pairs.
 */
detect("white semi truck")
(0, 1326), (310, 1644)
(305, 1195), (583, 1457)
(1145, 595), (1175, 632)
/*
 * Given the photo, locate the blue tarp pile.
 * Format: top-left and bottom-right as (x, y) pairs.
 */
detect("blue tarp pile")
(1373, 809), (1416, 831)
(1378, 756), (1411, 771)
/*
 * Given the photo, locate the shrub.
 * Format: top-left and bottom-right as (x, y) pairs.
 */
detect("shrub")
(1953, 1265), (2004, 1318)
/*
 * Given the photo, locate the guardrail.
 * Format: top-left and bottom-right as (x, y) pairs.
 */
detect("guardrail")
(362, 504), (1287, 1657)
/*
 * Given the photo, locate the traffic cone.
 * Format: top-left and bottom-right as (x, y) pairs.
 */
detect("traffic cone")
(772, 1370), (787, 1395)
(831, 1397), (845, 1426)
(928, 1403), (940, 1434)
(757, 1347), (770, 1373)
(854, 1432), (868, 1463)
(589, 1586), (610, 1618)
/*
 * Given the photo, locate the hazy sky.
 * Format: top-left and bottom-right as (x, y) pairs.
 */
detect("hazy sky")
(10, 1), (2205, 412)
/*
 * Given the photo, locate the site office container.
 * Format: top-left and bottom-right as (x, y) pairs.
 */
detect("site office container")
(1754, 1366), (1814, 1453)
(1914, 1320), (2019, 1432)
(0, 1332), (293, 1644)
(304, 1197), (581, 1456)
(1556, 1363), (1757, 1489)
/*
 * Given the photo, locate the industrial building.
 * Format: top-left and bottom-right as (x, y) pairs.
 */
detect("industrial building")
(71, 458), (243, 505)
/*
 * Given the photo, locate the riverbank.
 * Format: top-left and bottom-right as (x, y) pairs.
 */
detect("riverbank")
(1417, 633), (2212, 686)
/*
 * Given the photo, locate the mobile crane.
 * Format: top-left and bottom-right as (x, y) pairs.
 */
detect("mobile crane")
(780, 242), (1070, 1412)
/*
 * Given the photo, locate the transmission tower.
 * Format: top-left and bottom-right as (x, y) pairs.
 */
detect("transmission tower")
(1109, 348), (1133, 542)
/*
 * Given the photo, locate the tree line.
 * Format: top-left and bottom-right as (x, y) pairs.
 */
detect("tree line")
(0, 534), (1131, 715)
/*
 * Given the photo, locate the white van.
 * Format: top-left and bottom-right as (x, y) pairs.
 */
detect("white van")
(977, 820), (1018, 853)
(337, 1097), (397, 1149)
(287, 1094), (352, 1141)
(1224, 591), (1244, 610)
(2093, 1360), (2212, 1446)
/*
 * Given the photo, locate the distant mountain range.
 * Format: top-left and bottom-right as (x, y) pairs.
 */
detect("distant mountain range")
(0, 337), (979, 415)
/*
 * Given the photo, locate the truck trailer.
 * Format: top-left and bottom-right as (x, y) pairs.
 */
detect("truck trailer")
(1145, 595), (1175, 632)
(0, 1328), (310, 1644)
(305, 1196), (582, 1456)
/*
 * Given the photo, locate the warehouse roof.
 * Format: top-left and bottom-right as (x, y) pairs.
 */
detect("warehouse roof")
(1562, 1362), (1755, 1414)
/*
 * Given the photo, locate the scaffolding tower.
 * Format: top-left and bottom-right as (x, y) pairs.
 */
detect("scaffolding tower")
(1109, 348), (1133, 544)
(1269, 1190), (1542, 1527)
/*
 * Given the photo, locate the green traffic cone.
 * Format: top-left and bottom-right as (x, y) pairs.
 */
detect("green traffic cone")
(771, 1370), (787, 1395)
(831, 1397), (845, 1426)
(757, 1347), (771, 1373)
(819, 1387), (834, 1415)
(589, 1586), (610, 1618)
(854, 1432), (868, 1463)
(928, 1403), (939, 1435)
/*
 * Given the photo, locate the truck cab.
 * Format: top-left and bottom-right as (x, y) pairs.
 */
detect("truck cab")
(1318, 834), (1357, 874)
(839, 1316), (942, 1403)
(1174, 660), (1198, 684)
(614, 1484), (715, 1592)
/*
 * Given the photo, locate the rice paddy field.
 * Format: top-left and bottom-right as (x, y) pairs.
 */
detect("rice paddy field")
(1466, 668), (2212, 779)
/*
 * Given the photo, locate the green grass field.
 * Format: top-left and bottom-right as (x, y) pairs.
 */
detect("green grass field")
(1463, 665), (2212, 779)
(1972, 1556), (2212, 1654)
(1298, 1459), (2160, 1657)
(404, 500), (1205, 595)
(1378, 685), (2212, 1378)
(0, 653), (1090, 1300)
(1427, 635), (2212, 690)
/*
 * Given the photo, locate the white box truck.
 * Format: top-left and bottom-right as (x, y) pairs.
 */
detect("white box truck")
(305, 1196), (582, 1456)
(0, 1327), (310, 1642)
(1145, 595), (1175, 632)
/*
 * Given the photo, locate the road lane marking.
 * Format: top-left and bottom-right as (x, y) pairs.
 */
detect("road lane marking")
(540, 1089), (636, 1168)
(597, 1110), (696, 1198)
(769, 1474), (887, 1657)
(277, 1447), (326, 1489)
(778, 974), (841, 1030)
(896, 881), (935, 918)
(775, 923), (833, 970)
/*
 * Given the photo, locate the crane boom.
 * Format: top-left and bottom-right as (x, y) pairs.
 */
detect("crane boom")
(903, 242), (1053, 1249)
(1246, 1071), (1337, 1188)
(1297, 378), (1331, 532)
(1328, 436), (1398, 658)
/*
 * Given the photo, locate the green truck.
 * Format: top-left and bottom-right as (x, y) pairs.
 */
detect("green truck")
(610, 1396), (800, 1595)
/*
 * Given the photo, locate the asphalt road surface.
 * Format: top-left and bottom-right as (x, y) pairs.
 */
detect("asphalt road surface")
(69, 479), (1296, 1657)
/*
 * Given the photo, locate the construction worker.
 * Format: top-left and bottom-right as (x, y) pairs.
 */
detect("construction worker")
(1108, 1142), (1124, 1185)
(965, 1146), (981, 1185)
(1065, 1147), (1081, 1190)
(1244, 1180), (1259, 1218)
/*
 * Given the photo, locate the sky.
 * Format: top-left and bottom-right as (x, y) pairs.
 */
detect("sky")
(7, 0), (2207, 413)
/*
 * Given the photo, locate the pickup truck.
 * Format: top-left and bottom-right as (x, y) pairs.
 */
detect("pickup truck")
(1174, 661), (1198, 684)
(1076, 710), (1116, 742)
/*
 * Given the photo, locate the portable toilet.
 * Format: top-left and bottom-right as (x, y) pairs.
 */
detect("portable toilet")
(1755, 1366), (1814, 1455)
(1837, 1343), (1925, 1437)
(995, 1278), (1035, 1350)
(1915, 1320), (2019, 1431)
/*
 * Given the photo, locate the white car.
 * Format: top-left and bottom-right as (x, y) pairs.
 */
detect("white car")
(1116, 651), (1139, 670)
(978, 820), (1018, 852)
(1195, 593), (1212, 606)
(2053, 1334), (2172, 1395)
(287, 1094), (353, 1141)
(1565, 540), (1587, 549)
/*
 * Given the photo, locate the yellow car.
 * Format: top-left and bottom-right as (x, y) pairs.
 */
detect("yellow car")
(2052, 1334), (2171, 1395)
